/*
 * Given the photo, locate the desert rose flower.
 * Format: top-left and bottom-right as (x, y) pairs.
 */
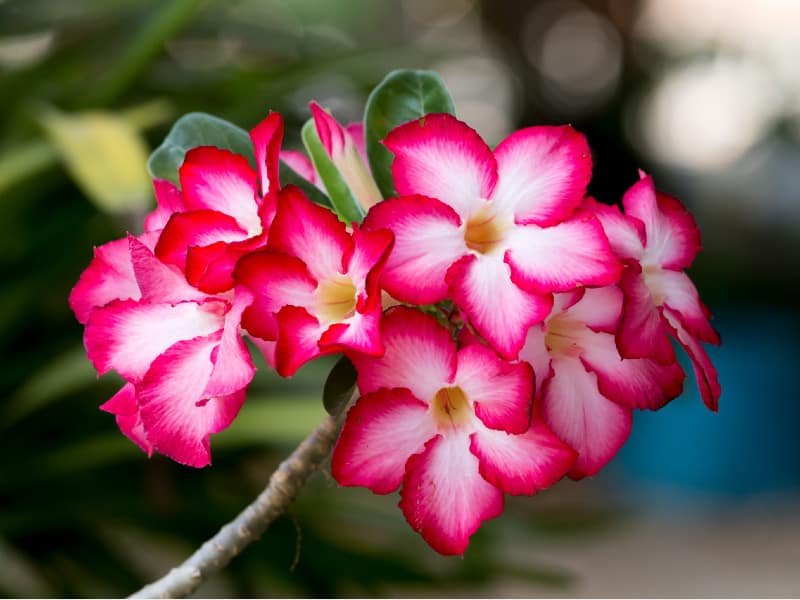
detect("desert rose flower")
(363, 114), (621, 359)
(519, 286), (684, 478)
(233, 185), (393, 377)
(332, 307), (576, 555)
(584, 174), (721, 410)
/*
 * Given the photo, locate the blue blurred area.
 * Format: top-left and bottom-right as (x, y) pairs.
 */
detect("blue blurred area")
(617, 304), (800, 495)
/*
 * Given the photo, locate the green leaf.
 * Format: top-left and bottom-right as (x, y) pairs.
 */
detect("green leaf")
(322, 355), (357, 416)
(364, 69), (455, 198)
(147, 111), (332, 207)
(147, 112), (255, 184)
(301, 119), (365, 223)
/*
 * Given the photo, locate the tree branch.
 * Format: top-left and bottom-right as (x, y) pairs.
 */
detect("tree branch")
(129, 412), (342, 598)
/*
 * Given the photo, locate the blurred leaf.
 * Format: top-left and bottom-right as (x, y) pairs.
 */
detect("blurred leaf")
(38, 108), (152, 215)
(148, 111), (332, 206)
(364, 69), (455, 198)
(301, 119), (365, 223)
(322, 355), (357, 416)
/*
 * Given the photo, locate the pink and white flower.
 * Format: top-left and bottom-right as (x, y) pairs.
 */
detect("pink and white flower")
(584, 174), (721, 410)
(151, 112), (285, 294)
(233, 185), (393, 377)
(519, 286), (685, 479)
(76, 234), (255, 467)
(331, 307), (576, 555)
(363, 114), (622, 359)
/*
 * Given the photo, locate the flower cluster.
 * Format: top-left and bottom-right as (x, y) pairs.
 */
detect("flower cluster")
(71, 96), (720, 554)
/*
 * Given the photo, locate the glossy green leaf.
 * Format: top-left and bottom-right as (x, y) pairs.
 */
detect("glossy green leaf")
(147, 111), (331, 207)
(364, 69), (455, 198)
(301, 119), (365, 223)
(322, 355), (358, 416)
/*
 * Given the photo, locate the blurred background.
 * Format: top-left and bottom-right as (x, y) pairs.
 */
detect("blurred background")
(1, 0), (798, 596)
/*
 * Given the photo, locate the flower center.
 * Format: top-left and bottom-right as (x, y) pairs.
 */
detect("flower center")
(464, 204), (508, 255)
(432, 386), (472, 430)
(315, 274), (357, 324)
(544, 314), (585, 357)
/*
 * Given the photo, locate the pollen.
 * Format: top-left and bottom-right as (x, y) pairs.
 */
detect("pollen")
(433, 386), (472, 430)
(316, 274), (358, 324)
(464, 204), (508, 255)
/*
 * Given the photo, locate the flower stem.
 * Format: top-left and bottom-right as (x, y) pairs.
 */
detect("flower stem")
(129, 413), (343, 599)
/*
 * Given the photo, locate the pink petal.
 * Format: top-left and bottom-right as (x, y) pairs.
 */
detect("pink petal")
(505, 211), (622, 295)
(280, 150), (320, 188)
(345, 122), (368, 165)
(447, 254), (553, 359)
(204, 287), (256, 397)
(249, 336), (276, 370)
(184, 233), (268, 294)
(138, 335), (246, 467)
(100, 383), (153, 455)
(310, 101), (347, 158)
(144, 179), (186, 232)
(318, 309), (383, 357)
(490, 125), (591, 226)
(469, 419), (576, 495)
(350, 306), (456, 403)
(128, 235), (206, 304)
(623, 175), (701, 270)
(233, 250), (317, 341)
(399, 433), (504, 556)
(154, 209), (248, 272)
(618, 263), (675, 363)
(274, 305), (324, 377)
(541, 356), (632, 479)
(70, 237), (141, 325)
(518, 324), (552, 401)
(662, 307), (721, 412)
(578, 330), (684, 410)
(454, 344), (533, 435)
(362, 195), (465, 304)
(582, 196), (644, 261)
(384, 114), (498, 218)
(562, 285), (623, 334)
(268, 186), (351, 283)
(646, 269), (720, 345)
(85, 299), (225, 381)
(343, 225), (394, 311)
(179, 147), (261, 236)
(249, 111), (283, 196)
(331, 388), (435, 494)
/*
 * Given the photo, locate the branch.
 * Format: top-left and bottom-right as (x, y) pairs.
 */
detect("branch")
(129, 413), (342, 599)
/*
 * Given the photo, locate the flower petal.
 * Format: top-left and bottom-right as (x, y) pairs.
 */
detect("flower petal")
(138, 334), (246, 467)
(179, 146), (261, 236)
(100, 383), (153, 455)
(70, 237), (141, 325)
(350, 306), (456, 403)
(562, 285), (623, 334)
(518, 324), (552, 401)
(582, 196), (644, 261)
(268, 185), (351, 283)
(399, 433), (504, 556)
(204, 287), (256, 397)
(469, 419), (576, 495)
(346, 122), (368, 164)
(490, 125), (592, 226)
(332, 388), (435, 494)
(578, 330), (684, 410)
(362, 195), (465, 304)
(447, 254), (553, 359)
(85, 299), (225, 381)
(384, 114), (498, 218)
(249, 111), (283, 196)
(623, 174), (701, 270)
(618, 263), (675, 363)
(343, 225), (394, 310)
(129, 235), (207, 304)
(662, 306), (721, 412)
(281, 150), (320, 188)
(454, 344), (533, 434)
(541, 356), (632, 479)
(647, 269), (720, 345)
(274, 305), (324, 377)
(233, 250), (317, 341)
(185, 233), (268, 294)
(505, 211), (622, 295)
(144, 179), (186, 232)
(154, 209), (248, 272)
